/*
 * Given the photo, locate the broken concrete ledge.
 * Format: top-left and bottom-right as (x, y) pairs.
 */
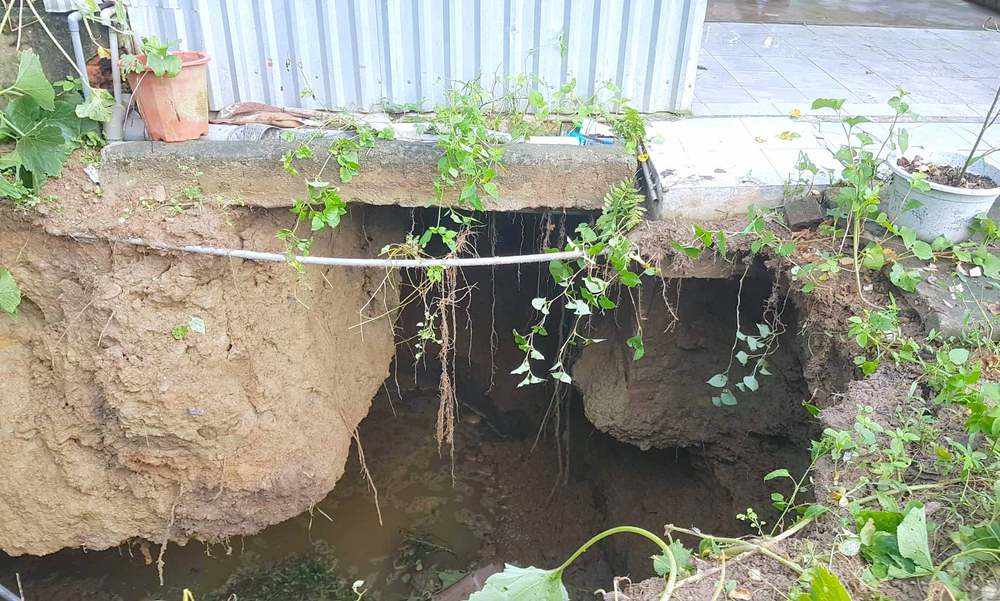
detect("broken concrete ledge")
(99, 139), (635, 212)
(650, 181), (789, 221)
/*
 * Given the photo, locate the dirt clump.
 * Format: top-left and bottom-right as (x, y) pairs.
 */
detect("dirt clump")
(0, 156), (406, 555)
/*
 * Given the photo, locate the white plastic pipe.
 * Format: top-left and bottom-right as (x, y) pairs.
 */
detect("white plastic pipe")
(107, 237), (586, 269)
(66, 11), (92, 98)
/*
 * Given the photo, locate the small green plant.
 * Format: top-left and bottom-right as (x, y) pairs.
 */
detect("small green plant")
(0, 51), (102, 199)
(797, 566), (852, 601)
(511, 180), (654, 387)
(468, 526), (679, 601)
(122, 36), (183, 78)
(171, 316), (205, 340)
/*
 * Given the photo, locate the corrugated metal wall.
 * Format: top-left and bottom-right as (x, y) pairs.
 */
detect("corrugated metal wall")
(126, 0), (706, 113)
(42, 0), (80, 12)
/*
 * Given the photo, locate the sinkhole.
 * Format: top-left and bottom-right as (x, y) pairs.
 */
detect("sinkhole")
(0, 211), (818, 601)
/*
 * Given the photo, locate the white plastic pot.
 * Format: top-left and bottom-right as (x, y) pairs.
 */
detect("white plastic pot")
(885, 151), (1000, 243)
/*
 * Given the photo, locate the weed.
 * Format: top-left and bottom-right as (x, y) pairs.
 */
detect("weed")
(170, 316), (205, 340)
(469, 526), (680, 601)
(0, 51), (103, 201)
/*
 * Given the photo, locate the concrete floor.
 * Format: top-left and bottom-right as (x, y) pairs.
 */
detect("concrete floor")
(707, 0), (998, 29)
(695, 22), (1000, 116)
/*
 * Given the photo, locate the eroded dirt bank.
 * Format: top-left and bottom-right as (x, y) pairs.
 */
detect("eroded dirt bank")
(0, 193), (405, 555)
(575, 270), (818, 499)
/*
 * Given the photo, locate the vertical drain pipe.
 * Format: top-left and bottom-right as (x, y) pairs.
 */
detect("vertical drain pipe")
(100, 5), (124, 141)
(66, 10), (92, 99)
(0, 584), (22, 601)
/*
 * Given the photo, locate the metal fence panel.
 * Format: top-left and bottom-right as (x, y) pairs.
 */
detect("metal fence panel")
(127, 0), (706, 113)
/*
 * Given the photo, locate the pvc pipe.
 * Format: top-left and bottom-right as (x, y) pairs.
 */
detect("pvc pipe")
(100, 5), (124, 141)
(102, 237), (588, 269)
(0, 583), (21, 601)
(66, 11), (92, 98)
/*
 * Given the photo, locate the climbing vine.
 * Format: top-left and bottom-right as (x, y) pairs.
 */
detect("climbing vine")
(273, 74), (653, 457)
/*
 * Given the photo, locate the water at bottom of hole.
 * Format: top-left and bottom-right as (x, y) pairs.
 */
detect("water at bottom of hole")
(1, 373), (797, 601)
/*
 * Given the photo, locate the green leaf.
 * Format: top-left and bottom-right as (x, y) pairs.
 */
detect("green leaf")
(527, 90), (546, 110)
(619, 270), (640, 287)
(953, 519), (1000, 568)
(0, 268), (22, 315)
(743, 374), (759, 391)
(735, 350), (749, 365)
(948, 348), (970, 365)
(888, 263), (920, 292)
(16, 124), (69, 182)
(764, 468), (792, 481)
(862, 244), (885, 270)
(777, 241), (796, 257)
(483, 181), (499, 198)
(11, 50), (55, 110)
(897, 128), (909, 154)
(548, 259), (572, 284)
(804, 566), (852, 601)
(652, 540), (695, 578)
(566, 298), (591, 316)
(144, 42), (183, 78)
(896, 504), (932, 571)
(583, 276), (607, 294)
(551, 371), (572, 384)
(75, 88), (114, 122)
(811, 98), (845, 111)
(626, 334), (645, 361)
(844, 115), (870, 127)
(910, 240), (933, 261)
(899, 226), (917, 249)
(707, 373), (728, 388)
(510, 360), (530, 376)
(49, 93), (99, 141)
(719, 389), (737, 406)
(468, 565), (568, 601)
(0, 174), (27, 199)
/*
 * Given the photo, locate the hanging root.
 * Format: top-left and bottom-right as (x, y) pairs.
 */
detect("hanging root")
(434, 229), (477, 477)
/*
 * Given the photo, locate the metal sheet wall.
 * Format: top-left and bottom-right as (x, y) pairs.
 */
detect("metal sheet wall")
(126, 0), (706, 113)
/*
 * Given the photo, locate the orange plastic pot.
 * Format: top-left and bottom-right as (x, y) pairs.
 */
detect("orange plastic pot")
(126, 51), (211, 142)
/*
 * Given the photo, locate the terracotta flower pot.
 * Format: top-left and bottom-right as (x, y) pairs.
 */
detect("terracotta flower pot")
(126, 51), (211, 142)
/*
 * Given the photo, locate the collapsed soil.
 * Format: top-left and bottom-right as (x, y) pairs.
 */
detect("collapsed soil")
(0, 212), (817, 601)
(0, 153), (410, 556)
(896, 155), (998, 189)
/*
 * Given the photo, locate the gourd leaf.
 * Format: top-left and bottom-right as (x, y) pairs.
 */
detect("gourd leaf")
(0, 268), (22, 315)
(896, 504), (932, 571)
(799, 566), (852, 601)
(16, 124), (69, 181)
(467, 565), (568, 601)
(11, 50), (55, 110)
(75, 88), (114, 122)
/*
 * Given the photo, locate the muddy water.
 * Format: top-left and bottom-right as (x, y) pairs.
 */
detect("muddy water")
(2, 380), (758, 601)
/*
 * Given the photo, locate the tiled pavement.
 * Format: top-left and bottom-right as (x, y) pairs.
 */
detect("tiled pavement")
(643, 116), (1000, 220)
(694, 22), (1000, 118)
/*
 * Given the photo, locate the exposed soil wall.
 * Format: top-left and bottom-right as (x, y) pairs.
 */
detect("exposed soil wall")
(0, 189), (405, 555)
(574, 272), (814, 449)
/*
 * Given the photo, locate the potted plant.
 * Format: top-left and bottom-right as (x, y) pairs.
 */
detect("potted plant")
(885, 85), (1000, 243)
(122, 36), (211, 142)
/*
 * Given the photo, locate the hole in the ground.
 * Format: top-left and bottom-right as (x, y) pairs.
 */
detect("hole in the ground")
(1, 212), (817, 601)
